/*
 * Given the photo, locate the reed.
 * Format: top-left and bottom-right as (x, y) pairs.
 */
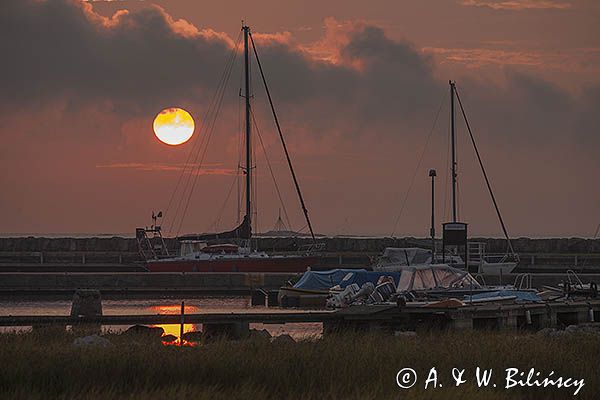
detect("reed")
(0, 329), (597, 399)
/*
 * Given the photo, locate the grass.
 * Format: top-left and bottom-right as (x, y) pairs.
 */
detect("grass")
(0, 329), (598, 399)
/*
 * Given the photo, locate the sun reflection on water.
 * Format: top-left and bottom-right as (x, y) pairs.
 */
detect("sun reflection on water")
(149, 304), (200, 345)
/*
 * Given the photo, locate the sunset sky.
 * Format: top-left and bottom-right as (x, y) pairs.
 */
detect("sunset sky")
(1, 0), (598, 237)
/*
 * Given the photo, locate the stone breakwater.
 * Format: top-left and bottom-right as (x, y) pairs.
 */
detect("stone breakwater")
(0, 236), (599, 254)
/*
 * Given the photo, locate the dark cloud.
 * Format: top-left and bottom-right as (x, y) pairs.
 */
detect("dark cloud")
(0, 0), (598, 236)
(2, 0), (594, 145)
(0, 0), (441, 131)
(0, 0), (228, 113)
(574, 84), (600, 151)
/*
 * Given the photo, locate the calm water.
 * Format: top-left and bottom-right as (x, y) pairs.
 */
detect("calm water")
(0, 297), (322, 340)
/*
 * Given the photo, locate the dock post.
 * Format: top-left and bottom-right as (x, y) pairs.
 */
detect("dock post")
(502, 314), (518, 330)
(545, 304), (557, 328)
(449, 310), (473, 330)
(180, 301), (185, 346)
(450, 318), (473, 330)
(265, 291), (268, 308)
(576, 309), (589, 325)
(70, 289), (102, 335)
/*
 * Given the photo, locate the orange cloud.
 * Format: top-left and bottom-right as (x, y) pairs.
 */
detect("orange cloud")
(459, 0), (572, 10)
(300, 17), (367, 66)
(423, 46), (600, 73)
(96, 162), (237, 176)
(252, 31), (294, 45)
(84, 0), (232, 44)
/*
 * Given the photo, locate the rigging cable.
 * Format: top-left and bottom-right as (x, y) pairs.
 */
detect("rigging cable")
(253, 114), (259, 233)
(390, 92), (445, 237)
(251, 107), (294, 231)
(165, 31), (243, 235)
(164, 71), (231, 232)
(580, 222), (600, 268)
(236, 57), (244, 224)
(211, 172), (238, 231)
(454, 86), (517, 258)
(454, 112), (460, 221)
(249, 32), (316, 242)
(174, 35), (242, 236)
(248, 44), (258, 233)
(443, 109), (451, 223)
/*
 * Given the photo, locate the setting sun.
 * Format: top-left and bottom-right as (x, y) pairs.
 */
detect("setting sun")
(153, 107), (195, 145)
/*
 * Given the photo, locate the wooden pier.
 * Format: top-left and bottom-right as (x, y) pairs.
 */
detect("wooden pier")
(1, 272), (599, 300)
(0, 272), (300, 299)
(2, 300), (599, 336)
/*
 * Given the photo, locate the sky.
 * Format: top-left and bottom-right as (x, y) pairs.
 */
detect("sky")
(0, 0), (598, 238)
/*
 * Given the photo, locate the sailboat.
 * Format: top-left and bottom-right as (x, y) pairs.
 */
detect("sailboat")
(140, 25), (320, 273)
(373, 81), (519, 276)
(444, 80), (520, 275)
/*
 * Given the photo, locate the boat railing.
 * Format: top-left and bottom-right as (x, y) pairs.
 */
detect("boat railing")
(565, 269), (585, 288)
(483, 253), (510, 263)
(513, 273), (531, 290)
(298, 242), (326, 254)
(468, 242), (520, 265)
(473, 273), (487, 286)
(136, 226), (171, 261)
(468, 242), (485, 264)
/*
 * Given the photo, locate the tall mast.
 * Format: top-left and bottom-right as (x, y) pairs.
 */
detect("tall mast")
(450, 80), (457, 222)
(243, 25), (252, 225)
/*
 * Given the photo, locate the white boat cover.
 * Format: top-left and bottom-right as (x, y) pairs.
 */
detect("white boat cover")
(396, 264), (481, 292)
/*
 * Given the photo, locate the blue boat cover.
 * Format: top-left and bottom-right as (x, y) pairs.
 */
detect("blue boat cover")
(293, 269), (402, 291)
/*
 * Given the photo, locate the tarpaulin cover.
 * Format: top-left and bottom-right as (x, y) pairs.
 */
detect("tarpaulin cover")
(340, 270), (402, 288)
(396, 264), (481, 292)
(294, 269), (401, 291)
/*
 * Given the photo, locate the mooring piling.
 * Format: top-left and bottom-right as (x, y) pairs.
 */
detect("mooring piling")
(180, 301), (185, 346)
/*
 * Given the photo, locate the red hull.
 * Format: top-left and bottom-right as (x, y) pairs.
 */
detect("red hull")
(146, 255), (319, 273)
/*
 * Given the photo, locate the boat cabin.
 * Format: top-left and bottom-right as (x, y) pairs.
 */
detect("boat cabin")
(180, 240), (207, 256)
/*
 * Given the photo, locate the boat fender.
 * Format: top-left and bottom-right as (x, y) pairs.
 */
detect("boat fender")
(591, 282), (598, 298)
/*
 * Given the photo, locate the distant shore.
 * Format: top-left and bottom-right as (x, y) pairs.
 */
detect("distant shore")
(1, 235), (599, 254)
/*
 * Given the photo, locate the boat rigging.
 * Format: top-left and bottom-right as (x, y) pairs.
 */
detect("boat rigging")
(136, 24), (321, 273)
(387, 80), (520, 275)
